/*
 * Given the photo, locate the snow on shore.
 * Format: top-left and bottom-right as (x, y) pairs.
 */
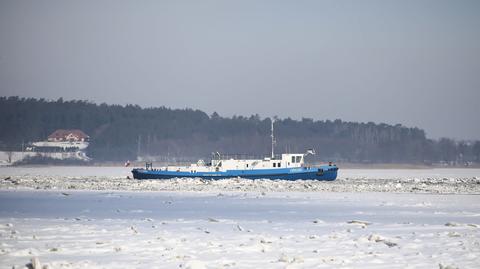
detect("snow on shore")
(0, 167), (479, 194)
(0, 190), (479, 268)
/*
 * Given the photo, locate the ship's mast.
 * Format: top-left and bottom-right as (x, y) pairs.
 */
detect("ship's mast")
(271, 119), (275, 159)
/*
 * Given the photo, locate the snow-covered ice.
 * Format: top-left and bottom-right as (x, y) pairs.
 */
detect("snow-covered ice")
(1, 190), (479, 268)
(0, 167), (479, 268)
(0, 167), (479, 193)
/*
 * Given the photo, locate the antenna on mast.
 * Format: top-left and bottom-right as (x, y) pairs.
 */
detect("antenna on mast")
(271, 118), (275, 159)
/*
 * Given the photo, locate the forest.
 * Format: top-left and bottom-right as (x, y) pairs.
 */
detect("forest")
(1, 96), (479, 164)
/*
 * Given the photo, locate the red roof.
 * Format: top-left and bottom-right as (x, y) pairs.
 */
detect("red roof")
(48, 129), (89, 140)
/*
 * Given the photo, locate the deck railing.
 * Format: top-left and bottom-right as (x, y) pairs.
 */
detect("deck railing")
(211, 153), (283, 160)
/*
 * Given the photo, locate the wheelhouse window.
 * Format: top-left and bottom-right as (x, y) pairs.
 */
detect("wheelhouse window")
(291, 156), (295, 163)
(278, 163), (281, 167)
(295, 156), (302, 163)
(273, 163), (276, 167)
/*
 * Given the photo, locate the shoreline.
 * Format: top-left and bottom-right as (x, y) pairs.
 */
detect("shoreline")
(2, 163), (480, 169)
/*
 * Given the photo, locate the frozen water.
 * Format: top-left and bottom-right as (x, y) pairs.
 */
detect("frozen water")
(0, 167), (479, 268)
(0, 190), (479, 268)
(0, 166), (131, 178)
(0, 166), (479, 193)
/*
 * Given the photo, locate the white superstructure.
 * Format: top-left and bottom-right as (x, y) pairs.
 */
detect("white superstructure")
(163, 153), (307, 173)
(159, 120), (315, 173)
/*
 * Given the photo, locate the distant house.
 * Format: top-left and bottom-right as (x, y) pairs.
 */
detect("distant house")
(47, 129), (90, 142)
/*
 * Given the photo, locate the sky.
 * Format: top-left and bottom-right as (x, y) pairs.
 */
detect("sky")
(0, 0), (479, 140)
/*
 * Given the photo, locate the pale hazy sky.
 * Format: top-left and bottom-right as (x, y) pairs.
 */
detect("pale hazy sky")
(1, 0), (479, 140)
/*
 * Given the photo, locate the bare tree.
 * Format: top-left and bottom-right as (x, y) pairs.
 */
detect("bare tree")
(6, 151), (14, 163)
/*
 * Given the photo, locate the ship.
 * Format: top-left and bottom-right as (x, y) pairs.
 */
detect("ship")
(132, 121), (338, 180)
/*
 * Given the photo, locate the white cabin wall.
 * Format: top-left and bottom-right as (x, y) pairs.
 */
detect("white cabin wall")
(163, 153), (308, 173)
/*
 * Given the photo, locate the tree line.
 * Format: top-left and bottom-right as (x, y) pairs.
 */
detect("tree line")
(1, 96), (479, 164)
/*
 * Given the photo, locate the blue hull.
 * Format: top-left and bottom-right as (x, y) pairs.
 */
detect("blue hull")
(132, 166), (338, 181)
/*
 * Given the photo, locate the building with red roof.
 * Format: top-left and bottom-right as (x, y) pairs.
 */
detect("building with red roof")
(47, 129), (89, 142)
